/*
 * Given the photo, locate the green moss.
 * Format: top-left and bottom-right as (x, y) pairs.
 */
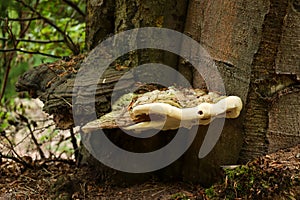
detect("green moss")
(170, 192), (190, 200)
(205, 162), (297, 199)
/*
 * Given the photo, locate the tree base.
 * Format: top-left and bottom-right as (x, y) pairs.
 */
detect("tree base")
(78, 118), (243, 187)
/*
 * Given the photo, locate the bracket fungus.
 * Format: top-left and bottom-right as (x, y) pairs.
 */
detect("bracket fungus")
(82, 87), (243, 133)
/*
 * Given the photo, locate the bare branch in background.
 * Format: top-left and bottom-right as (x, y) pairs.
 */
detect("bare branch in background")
(0, 1), (41, 101)
(0, 17), (41, 21)
(0, 59), (12, 101)
(18, 0), (40, 39)
(0, 153), (27, 166)
(61, 0), (85, 17)
(19, 114), (46, 159)
(0, 48), (62, 58)
(0, 24), (15, 101)
(39, 158), (75, 164)
(0, 0), (84, 167)
(0, 37), (64, 44)
(69, 128), (79, 162)
(1, 134), (30, 167)
(15, 0), (80, 55)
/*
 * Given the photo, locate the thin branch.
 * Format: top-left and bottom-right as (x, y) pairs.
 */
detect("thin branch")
(15, 0), (80, 54)
(0, 153), (26, 165)
(1, 134), (24, 163)
(19, 0), (40, 39)
(0, 25), (15, 101)
(70, 128), (79, 162)
(24, 119), (46, 159)
(0, 17), (41, 21)
(61, 0), (85, 17)
(40, 158), (75, 165)
(0, 57), (12, 101)
(0, 37), (64, 44)
(0, 48), (62, 58)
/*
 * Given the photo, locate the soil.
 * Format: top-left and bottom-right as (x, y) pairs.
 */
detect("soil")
(0, 145), (299, 200)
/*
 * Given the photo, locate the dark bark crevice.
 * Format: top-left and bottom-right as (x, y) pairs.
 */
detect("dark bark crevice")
(86, 0), (116, 50)
(240, 0), (290, 162)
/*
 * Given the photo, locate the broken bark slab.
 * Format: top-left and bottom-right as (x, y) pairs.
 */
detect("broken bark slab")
(16, 54), (135, 129)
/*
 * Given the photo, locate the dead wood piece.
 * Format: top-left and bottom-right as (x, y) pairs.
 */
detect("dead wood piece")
(15, 54), (134, 129)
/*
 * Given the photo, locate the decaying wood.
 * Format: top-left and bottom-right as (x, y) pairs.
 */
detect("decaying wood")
(16, 54), (134, 129)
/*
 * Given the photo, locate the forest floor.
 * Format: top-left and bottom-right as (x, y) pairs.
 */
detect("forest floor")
(0, 144), (299, 200)
(0, 99), (299, 199)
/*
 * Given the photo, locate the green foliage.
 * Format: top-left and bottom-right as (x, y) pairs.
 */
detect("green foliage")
(204, 187), (216, 199)
(39, 129), (59, 143)
(0, 0), (86, 99)
(170, 192), (191, 200)
(0, 98), (23, 133)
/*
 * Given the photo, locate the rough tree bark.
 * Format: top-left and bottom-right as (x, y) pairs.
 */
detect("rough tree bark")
(16, 0), (300, 186)
(83, 0), (300, 184)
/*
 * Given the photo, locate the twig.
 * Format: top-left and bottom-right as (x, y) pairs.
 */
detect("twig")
(151, 188), (166, 197)
(0, 17), (41, 21)
(54, 95), (73, 108)
(61, 0), (85, 17)
(18, 3), (35, 39)
(0, 55), (12, 101)
(0, 23), (15, 101)
(1, 153), (26, 165)
(33, 122), (56, 131)
(40, 158), (75, 165)
(0, 48), (62, 58)
(23, 117), (46, 159)
(54, 135), (65, 157)
(70, 128), (79, 162)
(1, 135), (30, 167)
(14, 132), (31, 147)
(0, 2), (40, 101)
(0, 37), (64, 44)
(15, 0), (80, 54)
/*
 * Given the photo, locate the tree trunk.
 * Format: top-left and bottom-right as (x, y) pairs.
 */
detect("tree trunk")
(16, 0), (300, 186)
(82, 0), (299, 185)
